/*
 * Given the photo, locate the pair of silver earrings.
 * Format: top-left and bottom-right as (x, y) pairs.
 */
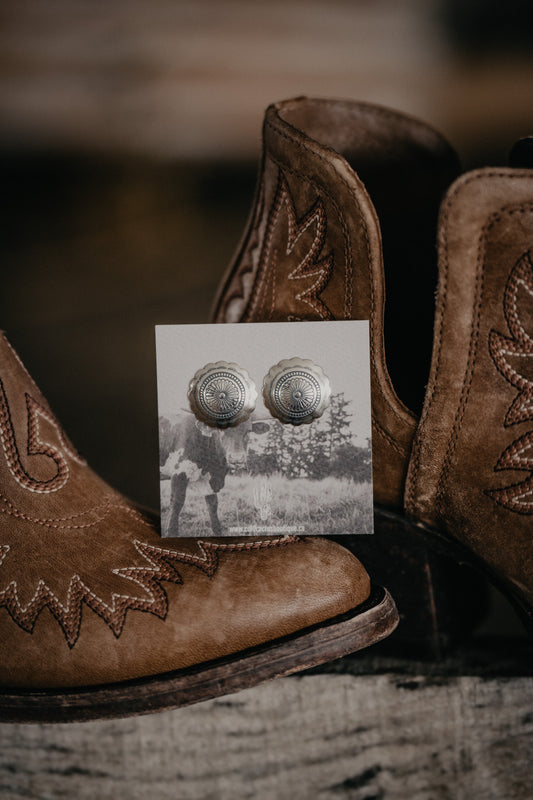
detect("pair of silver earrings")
(188, 357), (331, 428)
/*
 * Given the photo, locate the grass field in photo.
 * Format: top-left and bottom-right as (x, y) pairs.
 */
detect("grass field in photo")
(161, 472), (373, 537)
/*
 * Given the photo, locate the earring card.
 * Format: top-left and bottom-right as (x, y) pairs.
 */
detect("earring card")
(156, 321), (373, 537)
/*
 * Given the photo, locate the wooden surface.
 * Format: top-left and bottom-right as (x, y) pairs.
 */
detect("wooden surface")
(1, 656), (532, 800)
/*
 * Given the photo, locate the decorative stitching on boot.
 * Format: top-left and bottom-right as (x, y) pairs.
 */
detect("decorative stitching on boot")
(406, 175), (533, 514)
(26, 394), (85, 466)
(0, 535), (298, 646)
(263, 125), (416, 434)
(2, 334), (85, 465)
(0, 380), (86, 494)
(488, 242), (533, 512)
(0, 493), (153, 529)
(222, 121), (414, 472)
(273, 155), (353, 316)
(244, 169), (334, 321)
(489, 251), (533, 425)
(495, 431), (533, 471)
(432, 201), (533, 514)
(488, 475), (533, 514)
(254, 149), (414, 451)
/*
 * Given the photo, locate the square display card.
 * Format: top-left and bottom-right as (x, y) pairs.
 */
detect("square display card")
(156, 321), (373, 537)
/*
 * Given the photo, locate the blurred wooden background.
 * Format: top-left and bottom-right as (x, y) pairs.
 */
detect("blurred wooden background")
(2, 0), (532, 162)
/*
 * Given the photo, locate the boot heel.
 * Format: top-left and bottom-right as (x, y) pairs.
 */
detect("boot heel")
(332, 508), (489, 658)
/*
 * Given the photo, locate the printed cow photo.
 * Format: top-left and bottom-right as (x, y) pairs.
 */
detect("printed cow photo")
(159, 412), (270, 536)
(156, 322), (374, 537)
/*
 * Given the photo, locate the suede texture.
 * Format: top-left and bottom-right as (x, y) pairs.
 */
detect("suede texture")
(212, 97), (459, 508)
(406, 170), (533, 610)
(213, 96), (533, 617)
(0, 333), (370, 689)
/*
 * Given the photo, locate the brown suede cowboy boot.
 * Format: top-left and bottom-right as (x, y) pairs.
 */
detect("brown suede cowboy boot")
(212, 96), (533, 638)
(0, 332), (397, 722)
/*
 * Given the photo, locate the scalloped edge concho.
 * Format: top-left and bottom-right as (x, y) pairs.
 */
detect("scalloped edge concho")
(188, 361), (257, 427)
(263, 357), (331, 425)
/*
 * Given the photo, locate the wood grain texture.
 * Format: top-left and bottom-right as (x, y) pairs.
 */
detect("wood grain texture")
(1, 669), (532, 800)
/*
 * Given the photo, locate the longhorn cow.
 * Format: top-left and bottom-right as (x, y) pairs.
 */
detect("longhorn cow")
(159, 413), (269, 536)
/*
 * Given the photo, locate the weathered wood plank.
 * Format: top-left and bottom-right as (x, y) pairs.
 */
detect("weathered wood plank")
(1, 668), (532, 800)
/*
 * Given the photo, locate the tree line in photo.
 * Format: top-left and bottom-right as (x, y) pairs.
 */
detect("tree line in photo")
(246, 393), (371, 482)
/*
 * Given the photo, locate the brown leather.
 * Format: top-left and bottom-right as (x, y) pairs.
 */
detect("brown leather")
(212, 97), (459, 508)
(406, 169), (533, 611)
(213, 96), (533, 619)
(0, 333), (370, 688)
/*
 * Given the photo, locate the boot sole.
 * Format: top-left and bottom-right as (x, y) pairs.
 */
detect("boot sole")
(0, 585), (397, 723)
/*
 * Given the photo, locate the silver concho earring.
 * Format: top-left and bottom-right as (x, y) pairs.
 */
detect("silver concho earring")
(188, 361), (257, 427)
(263, 357), (331, 425)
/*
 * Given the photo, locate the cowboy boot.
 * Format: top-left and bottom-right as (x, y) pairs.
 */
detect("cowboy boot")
(405, 145), (533, 633)
(0, 332), (397, 722)
(212, 97), (461, 508)
(213, 97), (533, 648)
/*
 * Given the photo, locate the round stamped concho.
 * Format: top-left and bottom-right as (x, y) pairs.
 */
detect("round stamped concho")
(263, 357), (331, 425)
(188, 362), (257, 427)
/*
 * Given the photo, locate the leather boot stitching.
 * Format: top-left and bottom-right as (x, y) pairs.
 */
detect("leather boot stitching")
(0, 535), (298, 646)
(435, 203), (533, 514)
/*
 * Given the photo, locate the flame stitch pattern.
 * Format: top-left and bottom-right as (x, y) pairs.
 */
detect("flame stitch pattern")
(0, 536), (297, 646)
(245, 170), (334, 321)
(489, 250), (533, 512)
